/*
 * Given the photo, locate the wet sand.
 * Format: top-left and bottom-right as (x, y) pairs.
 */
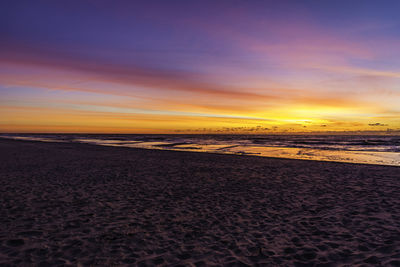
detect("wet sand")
(0, 139), (399, 266)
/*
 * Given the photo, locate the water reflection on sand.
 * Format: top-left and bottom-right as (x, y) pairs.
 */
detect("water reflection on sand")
(2, 134), (400, 166)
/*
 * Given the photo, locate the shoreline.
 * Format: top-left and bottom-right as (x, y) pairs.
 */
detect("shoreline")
(1, 139), (399, 265)
(1, 136), (400, 168)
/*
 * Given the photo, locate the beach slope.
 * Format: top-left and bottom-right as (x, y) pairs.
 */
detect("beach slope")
(0, 139), (399, 266)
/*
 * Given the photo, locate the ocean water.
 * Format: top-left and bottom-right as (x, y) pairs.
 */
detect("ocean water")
(1, 134), (400, 166)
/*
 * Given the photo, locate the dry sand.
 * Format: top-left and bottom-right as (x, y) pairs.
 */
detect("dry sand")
(0, 139), (399, 266)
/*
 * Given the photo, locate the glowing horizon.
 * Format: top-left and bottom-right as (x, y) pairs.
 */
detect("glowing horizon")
(1, 1), (400, 134)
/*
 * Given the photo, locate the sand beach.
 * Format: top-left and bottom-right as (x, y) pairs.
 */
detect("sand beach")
(0, 139), (399, 266)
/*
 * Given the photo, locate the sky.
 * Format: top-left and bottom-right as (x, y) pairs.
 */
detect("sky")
(1, 0), (400, 134)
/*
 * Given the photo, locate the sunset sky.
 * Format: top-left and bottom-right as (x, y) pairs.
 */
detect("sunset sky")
(1, 0), (400, 133)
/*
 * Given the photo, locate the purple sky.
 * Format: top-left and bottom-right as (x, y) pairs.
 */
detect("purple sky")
(1, 0), (400, 133)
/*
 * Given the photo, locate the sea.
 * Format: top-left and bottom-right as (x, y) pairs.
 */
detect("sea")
(1, 134), (400, 166)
